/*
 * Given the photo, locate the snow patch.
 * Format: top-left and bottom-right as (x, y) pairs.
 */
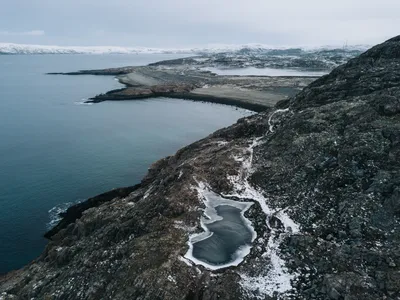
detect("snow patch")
(179, 256), (194, 267)
(221, 136), (300, 298)
(275, 209), (300, 233)
(232, 155), (245, 162)
(268, 108), (289, 133)
(167, 275), (177, 284)
(174, 220), (197, 233)
(216, 140), (229, 146)
(143, 185), (154, 199)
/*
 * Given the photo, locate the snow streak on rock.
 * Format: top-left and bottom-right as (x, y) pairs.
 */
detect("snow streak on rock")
(268, 108), (290, 133)
(222, 134), (300, 298)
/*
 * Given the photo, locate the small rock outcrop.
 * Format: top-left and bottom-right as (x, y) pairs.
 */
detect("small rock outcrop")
(1, 37), (400, 299)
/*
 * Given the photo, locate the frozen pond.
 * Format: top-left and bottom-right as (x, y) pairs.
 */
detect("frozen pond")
(185, 188), (255, 270)
(203, 66), (328, 77)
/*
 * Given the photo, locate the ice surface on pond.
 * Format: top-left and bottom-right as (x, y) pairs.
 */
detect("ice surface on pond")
(202, 66), (328, 77)
(184, 185), (256, 270)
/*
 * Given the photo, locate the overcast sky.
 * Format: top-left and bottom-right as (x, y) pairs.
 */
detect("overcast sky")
(0, 0), (399, 47)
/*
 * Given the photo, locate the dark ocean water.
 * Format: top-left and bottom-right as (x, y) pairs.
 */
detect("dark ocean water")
(0, 54), (252, 273)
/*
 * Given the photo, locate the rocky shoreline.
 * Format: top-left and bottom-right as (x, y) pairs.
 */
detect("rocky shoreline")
(1, 37), (400, 299)
(44, 185), (141, 240)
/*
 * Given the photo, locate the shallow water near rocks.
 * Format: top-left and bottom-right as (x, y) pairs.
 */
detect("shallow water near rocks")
(0, 54), (253, 273)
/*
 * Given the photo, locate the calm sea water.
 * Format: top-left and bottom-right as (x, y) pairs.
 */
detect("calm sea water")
(0, 54), (252, 273)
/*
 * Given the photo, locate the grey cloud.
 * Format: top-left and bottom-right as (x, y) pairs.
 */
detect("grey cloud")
(0, 0), (399, 46)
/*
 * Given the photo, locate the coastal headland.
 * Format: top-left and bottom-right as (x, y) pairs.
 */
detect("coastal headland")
(49, 58), (319, 112)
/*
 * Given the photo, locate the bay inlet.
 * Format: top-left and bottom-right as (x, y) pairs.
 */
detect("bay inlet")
(0, 54), (253, 273)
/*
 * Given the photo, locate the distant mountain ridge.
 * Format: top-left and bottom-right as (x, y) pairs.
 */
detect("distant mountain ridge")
(0, 42), (370, 55)
(0, 43), (369, 71)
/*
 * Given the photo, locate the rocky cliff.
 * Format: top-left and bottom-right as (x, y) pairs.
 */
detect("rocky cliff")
(1, 36), (400, 300)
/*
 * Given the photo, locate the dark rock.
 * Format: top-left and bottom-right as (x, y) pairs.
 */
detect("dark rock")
(44, 184), (141, 239)
(47, 66), (137, 76)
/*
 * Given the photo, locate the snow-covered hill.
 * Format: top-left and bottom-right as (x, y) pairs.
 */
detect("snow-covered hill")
(0, 43), (191, 55)
(0, 42), (370, 55)
(0, 43), (370, 71)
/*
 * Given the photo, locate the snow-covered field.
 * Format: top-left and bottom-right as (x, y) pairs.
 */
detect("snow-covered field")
(0, 42), (369, 55)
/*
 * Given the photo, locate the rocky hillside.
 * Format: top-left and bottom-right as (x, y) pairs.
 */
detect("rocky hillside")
(149, 47), (365, 71)
(1, 37), (400, 299)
